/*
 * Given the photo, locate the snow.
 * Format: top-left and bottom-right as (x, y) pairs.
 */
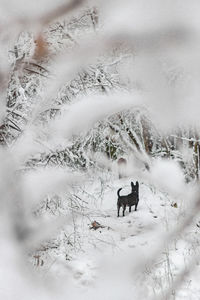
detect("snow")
(150, 159), (185, 196)
(49, 93), (143, 142)
(1, 1), (200, 299)
(0, 0), (67, 21)
(19, 171), (199, 300)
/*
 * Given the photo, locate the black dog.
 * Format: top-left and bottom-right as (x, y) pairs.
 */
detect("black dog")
(117, 181), (139, 217)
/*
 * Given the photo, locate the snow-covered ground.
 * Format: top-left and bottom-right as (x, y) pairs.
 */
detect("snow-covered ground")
(31, 174), (200, 300)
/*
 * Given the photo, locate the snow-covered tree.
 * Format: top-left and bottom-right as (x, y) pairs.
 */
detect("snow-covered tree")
(1, 1), (200, 300)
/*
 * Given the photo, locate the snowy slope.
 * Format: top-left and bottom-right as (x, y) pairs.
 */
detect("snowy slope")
(31, 174), (200, 300)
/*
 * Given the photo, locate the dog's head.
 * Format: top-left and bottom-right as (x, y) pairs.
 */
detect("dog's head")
(131, 181), (139, 194)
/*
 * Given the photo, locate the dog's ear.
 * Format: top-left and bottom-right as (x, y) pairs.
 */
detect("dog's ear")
(136, 181), (139, 188)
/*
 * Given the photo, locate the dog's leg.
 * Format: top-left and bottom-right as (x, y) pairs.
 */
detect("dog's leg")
(117, 205), (120, 217)
(135, 202), (138, 211)
(123, 205), (126, 216)
(129, 205), (131, 213)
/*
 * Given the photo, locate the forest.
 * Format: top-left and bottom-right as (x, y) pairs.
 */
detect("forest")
(0, 1), (200, 299)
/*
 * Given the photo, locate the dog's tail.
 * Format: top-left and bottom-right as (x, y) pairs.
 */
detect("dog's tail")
(117, 188), (122, 197)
